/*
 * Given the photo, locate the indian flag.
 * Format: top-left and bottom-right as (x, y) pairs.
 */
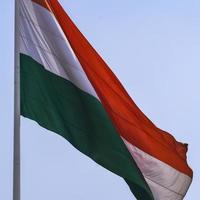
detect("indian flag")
(17, 0), (193, 199)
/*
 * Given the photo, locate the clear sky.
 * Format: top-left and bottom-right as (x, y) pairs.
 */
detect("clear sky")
(0, 0), (199, 199)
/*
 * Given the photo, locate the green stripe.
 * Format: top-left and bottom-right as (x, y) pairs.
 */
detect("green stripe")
(20, 53), (154, 200)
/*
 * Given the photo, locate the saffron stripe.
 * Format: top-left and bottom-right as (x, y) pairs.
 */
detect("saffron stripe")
(45, 0), (192, 177)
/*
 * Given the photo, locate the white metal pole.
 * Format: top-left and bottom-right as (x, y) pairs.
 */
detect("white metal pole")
(13, 0), (20, 199)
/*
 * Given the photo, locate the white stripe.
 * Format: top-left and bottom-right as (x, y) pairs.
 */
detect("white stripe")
(19, 0), (99, 99)
(122, 138), (192, 200)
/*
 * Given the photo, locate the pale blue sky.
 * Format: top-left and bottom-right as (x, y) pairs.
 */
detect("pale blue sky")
(0, 0), (199, 199)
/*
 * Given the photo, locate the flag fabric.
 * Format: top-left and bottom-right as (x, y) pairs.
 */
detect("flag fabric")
(18, 0), (193, 199)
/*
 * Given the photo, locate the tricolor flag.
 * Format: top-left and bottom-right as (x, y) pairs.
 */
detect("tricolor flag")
(17, 0), (192, 199)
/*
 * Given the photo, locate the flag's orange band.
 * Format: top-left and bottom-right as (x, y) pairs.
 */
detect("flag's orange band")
(32, 0), (193, 178)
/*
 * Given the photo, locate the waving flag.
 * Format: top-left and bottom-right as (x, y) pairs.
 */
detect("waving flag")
(18, 0), (192, 199)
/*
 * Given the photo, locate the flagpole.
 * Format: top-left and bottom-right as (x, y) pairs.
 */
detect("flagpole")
(13, 0), (20, 199)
